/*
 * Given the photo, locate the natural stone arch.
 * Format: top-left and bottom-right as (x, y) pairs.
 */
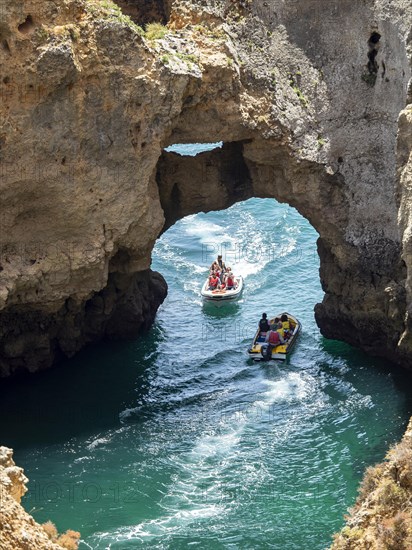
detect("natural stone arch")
(157, 137), (404, 362)
(0, 0), (412, 377)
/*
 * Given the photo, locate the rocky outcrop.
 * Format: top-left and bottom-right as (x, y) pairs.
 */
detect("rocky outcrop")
(331, 419), (412, 549)
(0, 0), (412, 375)
(0, 446), (70, 549)
(0, 270), (167, 375)
(2, 0), (412, 546)
(0, 0), (174, 376)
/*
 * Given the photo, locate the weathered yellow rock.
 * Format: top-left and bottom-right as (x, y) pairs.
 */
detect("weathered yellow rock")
(0, 447), (66, 549)
(0, 1), (411, 377)
(331, 419), (412, 549)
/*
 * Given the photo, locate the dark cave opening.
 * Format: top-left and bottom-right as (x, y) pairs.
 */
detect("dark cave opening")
(157, 141), (253, 231)
(367, 31), (381, 75)
(18, 15), (35, 35)
(369, 31), (381, 45)
(112, 0), (172, 26)
(367, 49), (378, 74)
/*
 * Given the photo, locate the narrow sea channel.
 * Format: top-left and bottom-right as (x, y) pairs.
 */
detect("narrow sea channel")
(1, 162), (411, 548)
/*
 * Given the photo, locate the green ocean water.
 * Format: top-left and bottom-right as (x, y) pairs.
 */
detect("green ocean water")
(1, 149), (412, 549)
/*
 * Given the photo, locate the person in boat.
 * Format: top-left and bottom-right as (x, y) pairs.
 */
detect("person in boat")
(281, 314), (292, 340)
(259, 313), (270, 333)
(208, 271), (220, 290)
(210, 261), (220, 275)
(213, 255), (227, 281)
(261, 324), (285, 360)
(225, 271), (236, 290)
(276, 321), (285, 340)
(216, 254), (226, 273)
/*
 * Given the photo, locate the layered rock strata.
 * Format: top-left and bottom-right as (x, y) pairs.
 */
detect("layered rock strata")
(0, 0), (411, 376)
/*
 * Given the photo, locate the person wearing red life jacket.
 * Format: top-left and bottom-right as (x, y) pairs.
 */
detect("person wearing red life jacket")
(208, 272), (220, 290)
(225, 271), (236, 290)
(261, 324), (285, 360)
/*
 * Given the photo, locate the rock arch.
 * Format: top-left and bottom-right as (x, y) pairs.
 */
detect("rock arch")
(0, 0), (411, 376)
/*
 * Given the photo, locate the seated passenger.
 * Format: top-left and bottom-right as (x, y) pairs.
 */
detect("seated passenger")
(259, 313), (270, 333)
(267, 325), (285, 345)
(281, 314), (291, 339)
(210, 261), (221, 277)
(276, 321), (285, 340)
(208, 272), (220, 290)
(225, 271), (236, 290)
(261, 324), (285, 360)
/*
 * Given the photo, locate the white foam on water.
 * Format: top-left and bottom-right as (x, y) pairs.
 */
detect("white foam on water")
(338, 392), (374, 413)
(180, 217), (228, 242)
(90, 416), (248, 546)
(86, 436), (112, 451)
(157, 205), (301, 284)
(89, 370), (326, 548)
(183, 280), (203, 294)
(190, 429), (243, 459)
(94, 502), (224, 546)
(73, 455), (92, 464)
(265, 372), (309, 402)
(154, 242), (205, 275)
(119, 407), (140, 421)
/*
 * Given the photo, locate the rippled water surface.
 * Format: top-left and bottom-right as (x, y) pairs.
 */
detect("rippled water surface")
(1, 181), (412, 549)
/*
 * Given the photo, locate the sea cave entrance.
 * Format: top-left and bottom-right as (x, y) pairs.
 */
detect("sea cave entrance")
(154, 141), (323, 349)
(156, 137), (401, 362)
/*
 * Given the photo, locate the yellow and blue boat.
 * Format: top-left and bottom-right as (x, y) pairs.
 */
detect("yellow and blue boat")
(247, 312), (301, 361)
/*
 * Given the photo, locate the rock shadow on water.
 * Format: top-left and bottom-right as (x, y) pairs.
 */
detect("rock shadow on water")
(0, 328), (164, 450)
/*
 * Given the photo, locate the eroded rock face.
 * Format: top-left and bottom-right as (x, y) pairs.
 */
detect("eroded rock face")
(114, 0), (172, 25)
(331, 418), (412, 549)
(0, 0), (411, 375)
(0, 447), (65, 549)
(0, 269), (167, 376)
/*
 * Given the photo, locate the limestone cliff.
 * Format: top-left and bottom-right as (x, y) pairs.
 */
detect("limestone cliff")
(331, 418), (412, 549)
(0, 446), (77, 549)
(1, 0), (412, 546)
(0, 0), (412, 375)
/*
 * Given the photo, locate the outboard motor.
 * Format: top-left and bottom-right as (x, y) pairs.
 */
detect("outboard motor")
(261, 344), (273, 361)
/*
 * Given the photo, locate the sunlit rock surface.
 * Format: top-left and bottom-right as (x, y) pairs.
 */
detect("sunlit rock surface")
(0, 0), (411, 376)
(0, 447), (66, 549)
(332, 418), (412, 550)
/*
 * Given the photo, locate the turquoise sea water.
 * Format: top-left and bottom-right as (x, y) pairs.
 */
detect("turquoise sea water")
(1, 150), (412, 548)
